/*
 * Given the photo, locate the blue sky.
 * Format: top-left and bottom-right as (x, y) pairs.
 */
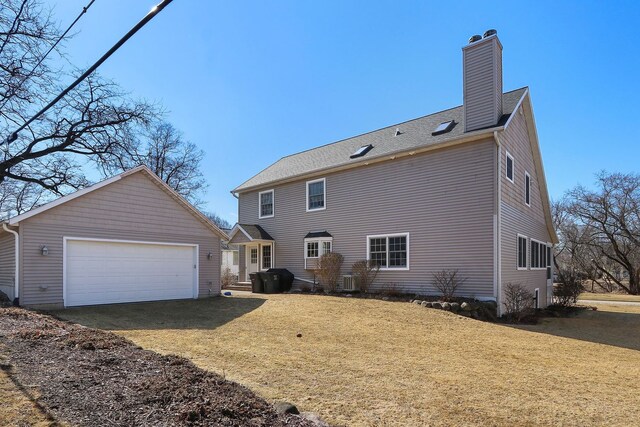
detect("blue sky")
(45, 0), (640, 223)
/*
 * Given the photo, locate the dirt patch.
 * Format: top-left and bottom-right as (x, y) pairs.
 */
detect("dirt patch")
(0, 307), (318, 426)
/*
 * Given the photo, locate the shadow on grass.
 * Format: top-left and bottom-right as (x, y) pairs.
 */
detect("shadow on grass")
(508, 308), (640, 352)
(50, 296), (266, 331)
(0, 363), (60, 426)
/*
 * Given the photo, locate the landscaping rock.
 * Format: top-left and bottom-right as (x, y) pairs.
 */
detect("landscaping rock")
(420, 301), (429, 307)
(301, 412), (330, 427)
(441, 302), (451, 311)
(275, 402), (300, 415)
(450, 302), (460, 312)
(470, 310), (480, 319)
(432, 302), (442, 309)
(424, 301), (433, 308)
(461, 302), (473, 311)
(413, 300), (423, 305)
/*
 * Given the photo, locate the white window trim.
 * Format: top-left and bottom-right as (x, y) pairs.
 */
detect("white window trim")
(303, 237), (332, 269)
(260, 243), (273, 271)
(306, 177), (326, 212)
(303, 237), (333, 259)
(524, 171), (531, 207)
(505, 151), (514, 183)
(258, 189), (274, 219)
(366, 233), (410, 271)
(517, 233), (528, 270)
(530, 238), (547, 270)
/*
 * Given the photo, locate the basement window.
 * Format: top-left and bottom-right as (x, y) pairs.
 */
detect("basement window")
(350, 144), (373, 159)
(431, 120), (455, 136)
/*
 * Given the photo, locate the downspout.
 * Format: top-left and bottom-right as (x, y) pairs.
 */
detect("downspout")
(493, 131), (503, 316)
(2, 223), (19, 306)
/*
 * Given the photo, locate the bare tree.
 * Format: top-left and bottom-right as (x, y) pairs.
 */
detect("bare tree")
(566, 172), (640, 295)
(101, 121), (207, 206)
(204, 212), (232, 230)
(0, 0), (156, 213)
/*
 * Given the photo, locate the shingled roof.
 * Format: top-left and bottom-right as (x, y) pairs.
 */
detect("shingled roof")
(233, 88), (527, 193)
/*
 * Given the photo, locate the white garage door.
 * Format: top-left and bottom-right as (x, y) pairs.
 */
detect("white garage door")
(65, 239), (197, 307)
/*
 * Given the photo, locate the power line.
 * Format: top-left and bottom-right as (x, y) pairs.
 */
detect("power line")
(0, 0), (97, 113)
(4, 0), (175, 145)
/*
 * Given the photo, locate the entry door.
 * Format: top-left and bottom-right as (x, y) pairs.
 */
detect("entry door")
(246, 246), (259, 280)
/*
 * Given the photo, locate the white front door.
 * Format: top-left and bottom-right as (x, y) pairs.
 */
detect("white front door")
(246, 245), (259, 281)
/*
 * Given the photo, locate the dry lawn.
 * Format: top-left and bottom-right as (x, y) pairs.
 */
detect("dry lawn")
(0, 351), (58, 427)
(57, 295), (640, 427)
(579, 291), (640, 303)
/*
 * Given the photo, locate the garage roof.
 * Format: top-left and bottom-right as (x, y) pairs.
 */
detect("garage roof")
(4, 166), (229, 240)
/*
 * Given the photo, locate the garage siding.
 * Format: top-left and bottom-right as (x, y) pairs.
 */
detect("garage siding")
(19, 172), (221, 306)
(0, 232), (15, 300)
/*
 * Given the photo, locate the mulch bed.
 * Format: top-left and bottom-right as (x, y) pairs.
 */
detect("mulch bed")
(0, 307), (319, 427)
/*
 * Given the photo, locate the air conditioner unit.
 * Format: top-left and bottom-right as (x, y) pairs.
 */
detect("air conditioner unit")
(342, 275), (358, 292)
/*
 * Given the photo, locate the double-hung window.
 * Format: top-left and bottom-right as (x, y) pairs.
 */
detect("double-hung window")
(367, 233), (409, 270)
(530, 239), (546, 269)
(259, 189), (274, 218)
(517, 235), (528, 269)
(306, 178), (326, 211)
(506, 151), (514, 183)
(261, 245), (272, 270)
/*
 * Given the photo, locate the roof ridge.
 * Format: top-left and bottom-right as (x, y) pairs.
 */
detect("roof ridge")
(277, 87), (528, 161)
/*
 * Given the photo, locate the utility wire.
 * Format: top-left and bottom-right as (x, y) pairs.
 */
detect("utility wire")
(0, 0), (97, 114)
(4, 0), (174, 145)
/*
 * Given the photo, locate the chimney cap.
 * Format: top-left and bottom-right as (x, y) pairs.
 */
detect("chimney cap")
(468, 34), (482, 44)
(483, 29), (497, 38)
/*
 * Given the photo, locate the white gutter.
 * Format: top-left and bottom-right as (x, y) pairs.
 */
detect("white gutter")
(493, 130), (503, 317)
(2, 223), (19, 305)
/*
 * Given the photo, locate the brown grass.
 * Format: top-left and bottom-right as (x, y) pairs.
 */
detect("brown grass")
(57, 294), (640, 427)
(0, 352), (57, 427)
(579, 291), (640, 303)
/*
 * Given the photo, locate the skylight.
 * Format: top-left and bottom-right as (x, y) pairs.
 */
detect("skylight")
(350, 144), (373, 159)
(432, 120), (455, 136)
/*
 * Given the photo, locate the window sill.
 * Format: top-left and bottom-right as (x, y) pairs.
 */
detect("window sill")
(530, 267), (547, 271)
(378, 267), (410, 271)
(517, 267), (528, 271)
(258, 215), (274, 219)
(306, 207), (326, 212)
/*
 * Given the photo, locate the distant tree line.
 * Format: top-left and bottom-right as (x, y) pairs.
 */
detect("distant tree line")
(554, 172), (640, 295)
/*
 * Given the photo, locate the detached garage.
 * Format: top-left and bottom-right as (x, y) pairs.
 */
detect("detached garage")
(0, 166), (228, 308)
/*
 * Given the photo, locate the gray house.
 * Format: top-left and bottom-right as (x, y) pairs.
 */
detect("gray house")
(228, 31), (558, 311)
(0, 165), (227, 308)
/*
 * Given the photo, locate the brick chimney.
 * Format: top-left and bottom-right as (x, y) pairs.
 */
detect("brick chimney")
(463, 29), (503, 132)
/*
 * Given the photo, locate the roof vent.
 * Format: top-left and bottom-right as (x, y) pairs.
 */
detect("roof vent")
(394, 128), (402, 136)
(350, 144), (373, 159)
(483, 29), (497, 38)
(468, 34), (482, 44)
(432, 120), (456, 136)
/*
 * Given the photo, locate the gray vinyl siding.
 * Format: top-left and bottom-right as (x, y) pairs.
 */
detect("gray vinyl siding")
(0, 232), (15, 300)
(238, 139), (497, 298)
(18, 172), (221, 306)
(463, 38), (503, 132)
(499, 108), (551, 307)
